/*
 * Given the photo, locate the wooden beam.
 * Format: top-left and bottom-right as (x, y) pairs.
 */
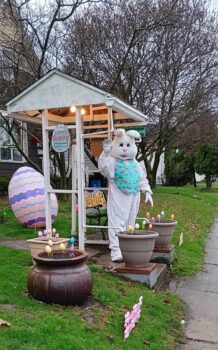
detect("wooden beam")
(90, 105), (93, 120)
(9, 114), (43, 125)
(82, 133), (108, 139)
(113, 113), (129, 120)
(92, 105), (107, 111)
(114, 121), (146, 128)
(9, 112), (57, 126)
(63, 114), (95, 122)
(83, 124), (108, 130)
(93, 114), (108, 121)
(50, 113), (130, 123)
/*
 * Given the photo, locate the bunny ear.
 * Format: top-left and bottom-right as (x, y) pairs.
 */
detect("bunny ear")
(114, 128), (126, 137)
(126, 130), (141, 142)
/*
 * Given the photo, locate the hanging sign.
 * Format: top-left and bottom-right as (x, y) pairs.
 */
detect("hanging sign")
(125, 126), (147, 138)
(51, 125), (71, 153)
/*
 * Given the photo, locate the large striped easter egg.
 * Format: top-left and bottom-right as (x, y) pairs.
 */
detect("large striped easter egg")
(8, 166), (58, 228)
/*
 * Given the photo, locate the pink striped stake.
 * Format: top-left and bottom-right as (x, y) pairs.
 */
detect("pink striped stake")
(124, 296), (143, 340)
(157, 214), (161, 222)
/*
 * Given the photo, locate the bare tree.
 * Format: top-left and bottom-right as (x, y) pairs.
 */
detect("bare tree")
(63, 0), (218, 187)
(0, 0), (105, 192)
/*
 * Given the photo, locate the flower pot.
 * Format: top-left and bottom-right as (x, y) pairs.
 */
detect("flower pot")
(147, 220), (177, 247)
(116, 230), (159, 267)
(27, 249), (92, 306)
(26, 237), (69, 262)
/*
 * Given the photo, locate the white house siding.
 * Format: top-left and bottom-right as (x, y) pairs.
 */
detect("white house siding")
(140, 152), (165, 185)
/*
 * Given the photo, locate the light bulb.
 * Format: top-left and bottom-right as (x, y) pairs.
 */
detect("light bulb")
(70, 105), (76, 113)
(81, 108), (85, 115)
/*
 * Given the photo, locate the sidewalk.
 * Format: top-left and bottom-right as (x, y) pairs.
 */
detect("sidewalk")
(173, 217), (218, 350)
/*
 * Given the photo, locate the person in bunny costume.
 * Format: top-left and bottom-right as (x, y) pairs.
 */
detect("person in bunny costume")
(98, 128), (153, 262)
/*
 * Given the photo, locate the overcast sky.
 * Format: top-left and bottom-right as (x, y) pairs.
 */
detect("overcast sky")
(209, 0), (218, 11)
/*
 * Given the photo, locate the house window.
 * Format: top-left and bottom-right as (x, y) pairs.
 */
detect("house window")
(0, 121), (24, 162)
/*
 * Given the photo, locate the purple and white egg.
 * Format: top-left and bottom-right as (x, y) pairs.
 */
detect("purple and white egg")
(8, 166), (58, 228)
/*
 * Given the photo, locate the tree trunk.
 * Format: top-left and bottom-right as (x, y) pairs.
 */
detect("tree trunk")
(150, 150), (162, 188)
(205, 174), (212, 189)
(193, 172), (197, 188)
(150, 171), (157, 188)
(142, 156), (153, 188)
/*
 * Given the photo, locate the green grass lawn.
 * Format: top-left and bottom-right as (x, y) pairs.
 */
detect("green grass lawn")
(1, 185), (218, 277)
(0, 185), (218, 349)
(141, 186), (218, 277)
(0, 247), (182, 350)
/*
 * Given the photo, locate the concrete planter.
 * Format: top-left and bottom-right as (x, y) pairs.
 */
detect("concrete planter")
(26, 237), (69, 261)
(147, 220), (177, 247)
(116, 230), (159, 267)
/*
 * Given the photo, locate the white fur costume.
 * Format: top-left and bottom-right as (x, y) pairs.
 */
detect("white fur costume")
(98, 129), (152, 262)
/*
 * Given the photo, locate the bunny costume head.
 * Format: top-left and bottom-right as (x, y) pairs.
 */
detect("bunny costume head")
(110, 129), (141, 160)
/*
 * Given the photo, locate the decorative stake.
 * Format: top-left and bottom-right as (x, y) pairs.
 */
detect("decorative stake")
(142, 220), (146, 229)
(45, 245), (52, 257)
(59, 243), (66, 258)
(69, 237), (75, 257)
(69, 246), (75, 255)
(146, 212), (150, 220)
(148, 224), (153, 230)
(128, 225), (134, 233)
(161, 211), (165, 217)
(134, 223), (140, 230)
(157, 214), (161, 222)
(48, 240), (53, 247)
(59, 243), (65, 251)
(171, 214), (175, 220)
(69, 237), (75, 244)
(47, 229), (52, 237)
(179, 232), (183, 247)
(43, 229), (48, 236)
(124, 296), (143, 340)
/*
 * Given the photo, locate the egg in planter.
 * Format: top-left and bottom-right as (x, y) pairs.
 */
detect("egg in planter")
(8, 166), (58, 228)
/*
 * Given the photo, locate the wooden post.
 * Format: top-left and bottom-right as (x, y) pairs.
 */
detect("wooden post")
(76, 107), (85, 250)
(108, 107), (112, 139)
(71, 141), (77, 234)
(42, 109), (51, 230)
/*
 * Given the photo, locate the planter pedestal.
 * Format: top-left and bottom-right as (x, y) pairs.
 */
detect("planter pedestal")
(151, 244), (175, 266)
(112, 263), (167, 289)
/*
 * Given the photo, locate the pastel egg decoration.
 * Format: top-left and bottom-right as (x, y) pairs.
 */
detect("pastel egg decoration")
(8, 166), (58, 228)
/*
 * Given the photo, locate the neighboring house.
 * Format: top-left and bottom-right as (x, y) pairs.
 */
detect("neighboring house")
(0, 1), (41, 179)
(0, 1), (36, 105)
(195, 174), (205, 182)
(0, 121), (26, 178)
(0, 112), (42, 178)
(139, 152), (165, 185)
